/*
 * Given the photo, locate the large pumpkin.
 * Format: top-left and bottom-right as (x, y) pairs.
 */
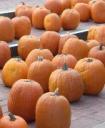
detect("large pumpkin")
(18, 35), (40, 60)
(49, 64), (84, 102)
(0, 41), (11, 68)
(12, 16), (31, 39)
(52, 54), (77, 69)
(70, 0), (90, 7)
(0, 112), (28, 128)
(75, 58), (105, 95)
(40, 31), (60, 55)
(25, 48), (54, 67)
(8, 79), (43, 122)
(27, 57), (55, 92)
(36, 91), (71, 128)
(2, 58), (28, 87)
(62, 38), (89, 60)
(0, 17), (15, 42)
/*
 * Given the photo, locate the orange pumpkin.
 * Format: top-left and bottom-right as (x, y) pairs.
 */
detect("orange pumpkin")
(27, 57), (55, 92)
(8, 79), (43, 122)
(0, 106), (3, 119)
(61, 9), (80, 30)
(40, 31), (60, 55)
(0, 17), (15, 42)
(12, 16), (31, 39)
(25, 48), (54, 67)
(0, 41), (11, 68)
(75, 58), (105, 95)
(87, 40), (100, 50)
(18, 35), (40, 60)
(32, 6), (50, 29)
(0, 112), (28, 128)
(62, 38), (89, 60)
(74, 3), (90, 21)
(36, 90), (71, 128)
(52, 54), (77, 69)
(61, 0), (71, 11)
(49, 64), (84, 102)
(2, 58), (28, 87)
(58, 34), (78, 53)
(87, 26), (97, 40)
(44, 13), (61, 32)
(15, 2), (32, 22)
(71, 0), (90, 7)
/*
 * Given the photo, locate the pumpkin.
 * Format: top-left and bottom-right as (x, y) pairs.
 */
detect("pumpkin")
(36, 90), (71, 128)
(0, 17), (14, 42)
(49, 64), (84, 102)
(75, 58), (105, 95)
(44, 13), (61, 32)
(61, 9), (80, 30)
(32, 6), (50, 29)
(58, 33), (78, 53)
(44, 0), (62, 15)
(87, 26), (97, 40)
(0, 106), (3, 119)
(18, 35), (40, 60)
(8, 79), (43, 122)
(91, 0), (105, 23)
(74, 3), (90, 22)
(15, 2), (32, 22)
(40, 31), (60, 55)
(25, 48), (53, 67)
(87, 40), (100, 50)
(2, 58), (28, 87)
(27, 56), (55, 92)
(61, 0), (71, 11)
(88, 44), (105, 65)
(52, 54), (77, 69)
(12, 16), (31, 39)
(62, 38), (89, 60)
(0, 112), (28, 128)
(0, 41), (11, 68)
(71, 0), (90, 7)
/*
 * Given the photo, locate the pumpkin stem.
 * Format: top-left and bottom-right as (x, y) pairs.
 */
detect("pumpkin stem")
(62, 63), (68, 70)
(21, 1), (25, 5)
(37, 56), (44, 61)
(87, 58), (93, 62)
(8, 112), (16, 121)
(54, 88), (59, 96)
(35, 5), (40, 8)
(15, 58), (22, 62)
(99, 44), (103, 50)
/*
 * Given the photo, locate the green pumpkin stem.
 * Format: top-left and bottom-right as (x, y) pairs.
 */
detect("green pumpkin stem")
(15, 58), (22, 62)
(62, 63), (68, 70)
(87, 58), (93, 62)
(37, 56), (44, 61)
(8, 112), (16, 121)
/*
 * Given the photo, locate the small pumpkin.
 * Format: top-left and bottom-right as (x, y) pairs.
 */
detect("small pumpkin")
(12, 16), (31, 39)
(75, 58), (105, 95)
(40, 31), (60, 55)
(0, 112), (28, 128)
(27, 56), (55, 92)
(8, 79), (43, 122)
(87, 40), (100, 50)
(52, 54), (77, 69)
(70, 0), (90, 7)
(0, 17), (15, 42)
(2, 58), (28, 87)
(61, 9), (80, 30)
(0, 41), (11, 68)
(61, 0), (71, 11)
(18, 35), (40, 60)
(44, 13), (61, 32)
(36, 90), (71, 128)
(32, 6), (50, 29)
(62, 38), (89, 60)
(25, 48), (54, 67)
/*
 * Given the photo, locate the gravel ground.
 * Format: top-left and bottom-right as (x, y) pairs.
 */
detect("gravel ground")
(0, 0), (44, 11)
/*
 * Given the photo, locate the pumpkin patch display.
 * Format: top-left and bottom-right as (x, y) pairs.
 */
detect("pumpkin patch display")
(12, 16), (31, 39)
(70, 0), (90, 7)
(61, 9), (80, 30)
(2, 58), (28, 87)
(32, 6), (50, 29)
(44, 13), (61, 32)
(49, 64), (84, 102)
(25, 48), (53, 67)
(52, 54), (77, 69)
(36, 90), (71, 128)
(18, 35), (40, 60)
(62, 38), (89, 60)
(0, 41), (11, 68)
(0, 112), (28, 128)
(0, 17), (15, 42)
(27, 56), (55, 92)
(15, 2), (32, 22)
(75, 58), (105, 95)
(87, 40), (100, 50)
(8, 79), (43, 122)
(40, 31), (60, 55)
